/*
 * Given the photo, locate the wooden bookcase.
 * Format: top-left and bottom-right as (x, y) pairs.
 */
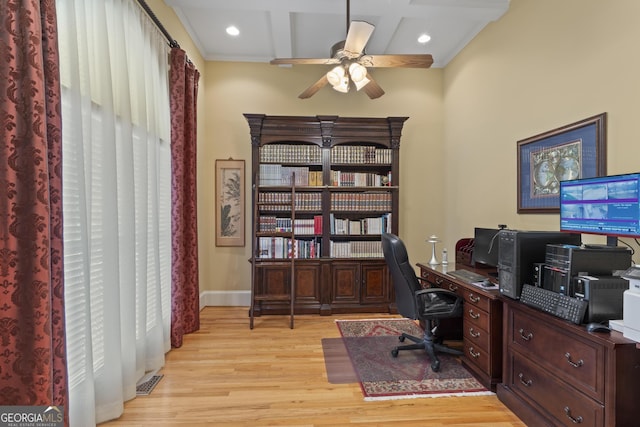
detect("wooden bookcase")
(245, 114), (407, 326)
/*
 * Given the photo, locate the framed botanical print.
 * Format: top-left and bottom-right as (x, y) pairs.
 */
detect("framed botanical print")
(215, 159), (245, 246)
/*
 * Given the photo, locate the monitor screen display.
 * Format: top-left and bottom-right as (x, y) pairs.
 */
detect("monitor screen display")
(559, 172), (640, 238)
(471, 227), (501, 268)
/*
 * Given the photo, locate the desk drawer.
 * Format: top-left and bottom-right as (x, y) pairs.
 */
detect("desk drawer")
(464, 288), (490, 312)
(464, 322), (489, 353)
(508, 351), (603, 427)
(465, 305), (489, 332)
(463, 340), (489, 374)
(420, 269), (436, 287)
(509, 308), (604, 400)
(437, 277), (463, 295)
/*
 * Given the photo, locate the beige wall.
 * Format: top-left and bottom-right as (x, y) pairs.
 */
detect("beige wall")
(155, 0), (640, 297)
(442, 0), (640, 254)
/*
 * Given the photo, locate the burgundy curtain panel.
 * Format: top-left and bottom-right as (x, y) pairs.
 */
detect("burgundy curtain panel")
(169, 48), (201, 348)
(0, 0), (68, 413)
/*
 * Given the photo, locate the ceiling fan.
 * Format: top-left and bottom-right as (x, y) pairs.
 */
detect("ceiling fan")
(270, 0), (434, 99)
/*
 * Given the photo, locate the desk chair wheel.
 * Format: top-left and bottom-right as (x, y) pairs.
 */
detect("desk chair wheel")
(391, 348), (399, 357)
(399, 336), (406, 342)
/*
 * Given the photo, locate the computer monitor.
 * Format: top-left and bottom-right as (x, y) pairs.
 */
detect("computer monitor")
(559, 172), (640, 239)
(471, 227), (501, 268)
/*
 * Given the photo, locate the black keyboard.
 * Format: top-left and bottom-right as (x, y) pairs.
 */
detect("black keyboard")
(447, 269), (486, 284)
(519, 284), (587, 325)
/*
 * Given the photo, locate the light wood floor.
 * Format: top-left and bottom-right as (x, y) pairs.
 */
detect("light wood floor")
(102, 307), (525, 426)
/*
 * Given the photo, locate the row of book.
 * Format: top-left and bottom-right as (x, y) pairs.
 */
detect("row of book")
(259, 215), (323, 235)
(330, 146), (392, 164)
(330, 170), (391, 187)
(257, 237), (321, 259)
(256, 237), (385, 259)
(329, 240), (383, 258)
(258, 214), (390, 236)
(259, 144), (322, 163)
(330, 213), (391, 235)
(259, 165), (316, 186)
(330, 193), (392, 211)
(258, 192), (322, 211)
(259, 167), (394, 187)
(258, 144), (392, 165)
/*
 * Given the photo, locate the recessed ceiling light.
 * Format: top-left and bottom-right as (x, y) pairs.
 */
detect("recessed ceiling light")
(418, 33), (431, 44)
(226, 26), (240, 36)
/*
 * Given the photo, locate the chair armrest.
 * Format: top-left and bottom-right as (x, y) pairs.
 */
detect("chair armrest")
(414, 288), (458, 299)
(414, 288), (463, 317)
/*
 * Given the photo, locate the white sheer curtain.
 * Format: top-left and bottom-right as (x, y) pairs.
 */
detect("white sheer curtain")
(57, 0), (172, 425)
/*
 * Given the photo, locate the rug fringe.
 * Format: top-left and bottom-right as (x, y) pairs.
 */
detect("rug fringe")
(363, 390), (495, 401)
(334, 318), (405, 323)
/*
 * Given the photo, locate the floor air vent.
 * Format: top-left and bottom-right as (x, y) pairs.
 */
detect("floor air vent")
(136, 374), (163, 396)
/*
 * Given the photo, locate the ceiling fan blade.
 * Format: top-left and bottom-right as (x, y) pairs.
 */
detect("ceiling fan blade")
(271, 58), (340, 66)
(343, 21), (375, 57)
(362, 73), (385, 99)
(361, 54), (434, 68)
(298, 75), (329, 99)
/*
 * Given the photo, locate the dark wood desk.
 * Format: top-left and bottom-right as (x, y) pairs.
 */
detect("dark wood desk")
(417, 263), (503, 391)
(498, 296), (640, 427)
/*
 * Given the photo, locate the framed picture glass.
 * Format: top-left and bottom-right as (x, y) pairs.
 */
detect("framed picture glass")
(517, 113), (607, 213)
(215, 159), (245, 246)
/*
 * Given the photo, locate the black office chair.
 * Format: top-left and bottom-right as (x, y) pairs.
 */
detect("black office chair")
(381, 233), (464, 372)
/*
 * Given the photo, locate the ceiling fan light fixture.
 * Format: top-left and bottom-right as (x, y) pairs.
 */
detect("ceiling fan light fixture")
(333, 76), (350, 93)
(353, 75), (370, 91)
(226, 25), (240, 36)
(348, 62), (367, 82)
(326, 65), (346, 86)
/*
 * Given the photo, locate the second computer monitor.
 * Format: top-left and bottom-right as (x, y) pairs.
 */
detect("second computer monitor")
(471, 227), (501, 268)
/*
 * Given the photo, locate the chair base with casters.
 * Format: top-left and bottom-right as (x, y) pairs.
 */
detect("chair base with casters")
(391, 319), (463, 372)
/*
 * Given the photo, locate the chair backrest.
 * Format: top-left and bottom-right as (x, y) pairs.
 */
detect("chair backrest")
(381, 233), (422, 320)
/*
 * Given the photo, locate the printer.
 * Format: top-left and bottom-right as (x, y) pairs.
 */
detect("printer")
(623, 266), (640, 341)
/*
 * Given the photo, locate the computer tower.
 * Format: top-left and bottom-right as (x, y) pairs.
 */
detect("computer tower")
(544, 244), (632, 295)
(498, 230), (581, 299)
(572, 275), (629, 323)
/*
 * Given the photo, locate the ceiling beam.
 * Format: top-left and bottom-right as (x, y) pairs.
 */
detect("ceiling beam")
(270, 11), (293, 59)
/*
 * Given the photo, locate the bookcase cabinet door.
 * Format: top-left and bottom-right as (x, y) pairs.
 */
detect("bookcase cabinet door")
(361, 261), (390, 304)
(330, 261), (393, 309)
(253, 262), (322, 314)
(330, 262), (360, 304)
(255, 264), (291, 297)
(294, 262), (321, 307)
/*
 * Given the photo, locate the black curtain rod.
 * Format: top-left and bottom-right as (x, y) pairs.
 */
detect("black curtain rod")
(136, 0), (180, 49)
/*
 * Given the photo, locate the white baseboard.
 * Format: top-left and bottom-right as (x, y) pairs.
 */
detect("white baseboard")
(199, 290), (251, 310)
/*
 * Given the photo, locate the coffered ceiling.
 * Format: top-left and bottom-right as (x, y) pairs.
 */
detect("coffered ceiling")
(165, 0), (510, 68)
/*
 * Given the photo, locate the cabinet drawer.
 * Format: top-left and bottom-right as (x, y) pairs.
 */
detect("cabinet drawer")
(509, 351), (603, 427)
(464, 289), (490, 312)
(420, 269), (435, 286)
(437, 277), (463, 295)
(463, 322), (489, 353)
(510, 309), (604, 400)
(464, 340), (489, 374)
(465, 305), (489, 332)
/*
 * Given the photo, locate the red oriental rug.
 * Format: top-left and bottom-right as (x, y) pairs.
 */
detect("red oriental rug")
(326, 318), (492, 401)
